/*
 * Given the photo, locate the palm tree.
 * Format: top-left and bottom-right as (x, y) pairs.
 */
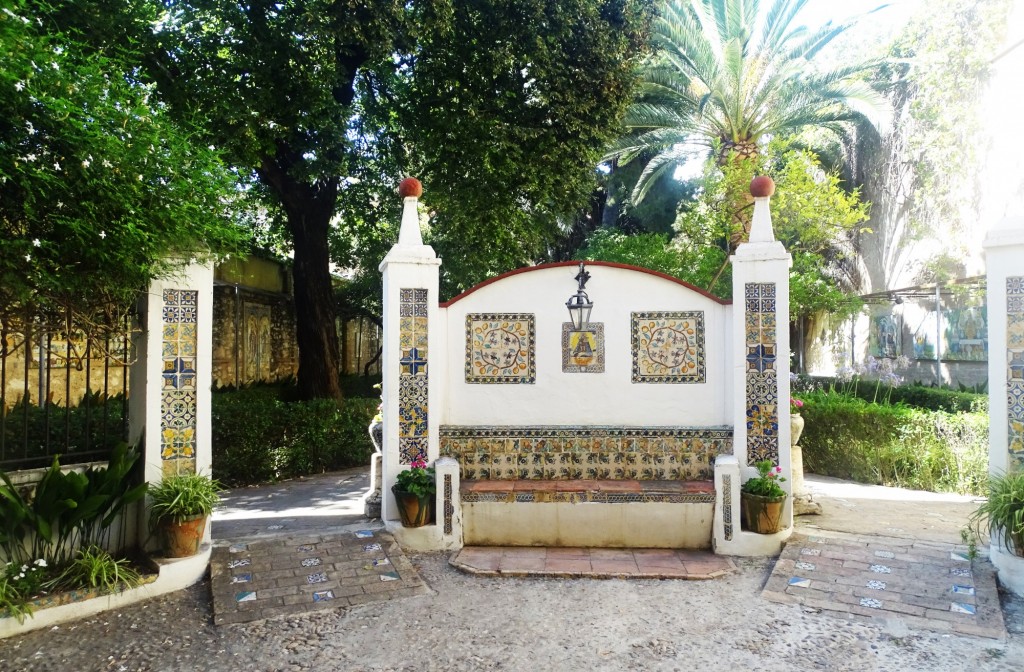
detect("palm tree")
(607, 0), (890, 205)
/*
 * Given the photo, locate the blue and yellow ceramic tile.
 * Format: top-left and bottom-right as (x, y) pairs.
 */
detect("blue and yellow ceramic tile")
(398, 288), (429, 464)
(465, 314), (536, 383)
(160, 289), (199, 476)
(631, 311), (706, 383)
(1008, 277), (1024, 465)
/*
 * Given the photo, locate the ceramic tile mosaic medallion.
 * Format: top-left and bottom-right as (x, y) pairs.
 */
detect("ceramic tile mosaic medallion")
(1007, 277), (1024, 467)
(399, 288), (429, 464)
(465, 313), (535, 383)
(160, 289), (199, 476)
(631, 311), (705, 383)
(561, 323), (604, 373)
(744, 283), (779, 465)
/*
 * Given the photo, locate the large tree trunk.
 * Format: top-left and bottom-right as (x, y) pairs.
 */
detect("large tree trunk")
(260, 152), (343, 402)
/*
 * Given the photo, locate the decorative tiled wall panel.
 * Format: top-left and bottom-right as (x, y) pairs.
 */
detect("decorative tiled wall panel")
(439, 426), (731, 481)
(722, 473), (733, 541)
(561, 323), (605, 373)
(465, 314), (535, 383)
(1007, 277), (1024, 468)
(744, 282), (779, 465)
(161, 289), (198, 476)
(399, 289), (429, 464)
(631, 311), (706, 383)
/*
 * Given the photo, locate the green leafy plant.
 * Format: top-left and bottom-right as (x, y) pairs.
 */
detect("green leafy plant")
(394, 459), (436, 499)
(742, 461), (787, 499)
(0, 558), (49, 624)
(968, 471), (1024, 557)
(46, 546), (143, 594)
(147, 473), (221, 529)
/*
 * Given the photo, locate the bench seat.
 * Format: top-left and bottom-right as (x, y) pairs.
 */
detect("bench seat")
(458, 479), (715, 549)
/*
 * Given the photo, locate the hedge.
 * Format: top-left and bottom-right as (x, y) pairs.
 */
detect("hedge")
(798, 391), (987, 495)
(211, 388), (376, 487)
(799, 376), (986, 413)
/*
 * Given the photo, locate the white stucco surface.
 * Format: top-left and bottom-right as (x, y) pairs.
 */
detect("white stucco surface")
(440, 263), (732, 427)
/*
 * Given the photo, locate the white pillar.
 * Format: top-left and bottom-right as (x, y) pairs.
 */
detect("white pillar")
(984, 215), (1024, 477)
(129, 260), (214, 549)
(715, 177), (794, 556)
(378, 179), (445, 545)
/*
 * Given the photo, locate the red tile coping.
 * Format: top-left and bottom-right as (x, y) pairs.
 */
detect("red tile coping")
(461, 479), (714, 495)
(451, 546), (736, 580)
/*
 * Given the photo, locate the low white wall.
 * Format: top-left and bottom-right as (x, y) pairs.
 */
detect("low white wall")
(441, 263), (731, 427)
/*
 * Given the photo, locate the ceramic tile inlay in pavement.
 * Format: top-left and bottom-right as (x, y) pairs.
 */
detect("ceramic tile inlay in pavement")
(210, 529), (429, 625)
(451, 546), (736, 579)
(763, 531), (1006, 639)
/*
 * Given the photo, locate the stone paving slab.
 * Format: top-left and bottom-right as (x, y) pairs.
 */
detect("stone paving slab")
(210, 528), (430, 625)
(451, 546), (737, 579)
(763, 530), (1006, 640)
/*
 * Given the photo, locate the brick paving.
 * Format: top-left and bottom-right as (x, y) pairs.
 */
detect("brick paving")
(763, 531), (1006, 639)
(451, 546), (736, 579)
(209, 528), (429, 625)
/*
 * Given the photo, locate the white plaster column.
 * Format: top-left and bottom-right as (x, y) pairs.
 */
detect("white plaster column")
(716, 177), (794, 556)
(129, 260), (214, 551)
(378, 179), (443, 537)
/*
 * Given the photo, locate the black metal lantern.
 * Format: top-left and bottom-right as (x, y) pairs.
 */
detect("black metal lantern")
(565, 262), (593, 331)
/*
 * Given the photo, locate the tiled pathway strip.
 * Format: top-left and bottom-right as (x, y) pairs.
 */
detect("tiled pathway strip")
(451, 546), (736, 579)
(763, 531), (1006, 639)
(210, 529), (429, 625)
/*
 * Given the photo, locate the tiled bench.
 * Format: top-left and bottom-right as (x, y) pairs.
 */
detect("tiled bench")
(459, 479), (715, 549)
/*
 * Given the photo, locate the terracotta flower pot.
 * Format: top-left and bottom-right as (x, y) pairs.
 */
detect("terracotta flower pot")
(740, 492), (787, 534)
(391, 486), (434, 527)
(157, 514), (208, 558)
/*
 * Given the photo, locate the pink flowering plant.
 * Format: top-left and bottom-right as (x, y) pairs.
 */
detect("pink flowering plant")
(394, 458), (436, 498)
(742, 460), (787, 499)
(790, 397), (804, 411)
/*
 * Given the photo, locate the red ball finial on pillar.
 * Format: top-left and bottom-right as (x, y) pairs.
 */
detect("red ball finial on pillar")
(399, 177), (422, 198)
(750, 175), (775, 198)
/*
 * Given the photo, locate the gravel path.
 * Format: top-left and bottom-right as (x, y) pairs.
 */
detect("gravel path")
(2, 551), (1022, 671)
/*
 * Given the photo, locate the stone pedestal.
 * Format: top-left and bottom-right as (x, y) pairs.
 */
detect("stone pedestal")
(789, 441), (821, 516)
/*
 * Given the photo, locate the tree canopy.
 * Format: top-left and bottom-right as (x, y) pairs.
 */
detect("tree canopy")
(0, 0), (245, 327)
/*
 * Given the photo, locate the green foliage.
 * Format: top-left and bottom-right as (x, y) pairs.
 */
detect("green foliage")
(0, 445), (145, 567)
(0, 0), (247, 319)
(799, 376), (987, 414)
(394, 459), (436, 498)
(607, 0), (888, 202)
(799, 392), (987, 495)
(578, 230), (689, 278)
(968, 470), (1024, 556)
(0, 558), (49, 624)
(211, 390), (377, 487)
(741, 460), (786, 499)
(147, 473), (221, 527)
(46, 546), (143, 594)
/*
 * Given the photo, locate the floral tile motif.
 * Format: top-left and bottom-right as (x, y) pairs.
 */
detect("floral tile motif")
(301, 557), (322, 567)
(795, 561), (816, 571)
(951, 567), (972, 578)
(800, 548), (821, 556)
(631, 311), (705, 383)
(363, 543), (382, 552)
(400, 288), (429, 464)
(228, 558), (251, 569)
(860, 597), (882, 609)
(744, 283), (779, 465)
(296, 545), (315, 553)
(161, 288), (199, 474)
(723, 473), (733, 541)
(229, 543), (248, 554)
(465, 313), (535, 384)
(439, 426), (731, 481)
(1009, 277), (1024, 466)
(870, 565), (892, 574)
(562, 323), (605, 373)
(306, 572), (328, 584)
(874, 550), (895, 559)
(866, 580), (886, 590)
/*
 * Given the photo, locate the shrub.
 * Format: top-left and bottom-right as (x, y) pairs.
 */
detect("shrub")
(211, 391), (376, 487)
(798, 376), (986, 413)
(799, 391), (987, 495)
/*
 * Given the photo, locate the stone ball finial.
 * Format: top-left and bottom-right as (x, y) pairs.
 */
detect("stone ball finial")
(399, 177), (422, 198)
(750, 175), (775, 198)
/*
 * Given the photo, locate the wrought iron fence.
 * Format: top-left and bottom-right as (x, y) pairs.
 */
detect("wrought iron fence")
(0, 310), (133, 471)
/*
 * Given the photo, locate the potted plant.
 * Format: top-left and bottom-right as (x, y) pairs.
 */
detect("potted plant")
(740, 460), (788, 534)
(148, 473), (221, 558)
(968, 470), (1024, 557)
(391, 458), (436, 527)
